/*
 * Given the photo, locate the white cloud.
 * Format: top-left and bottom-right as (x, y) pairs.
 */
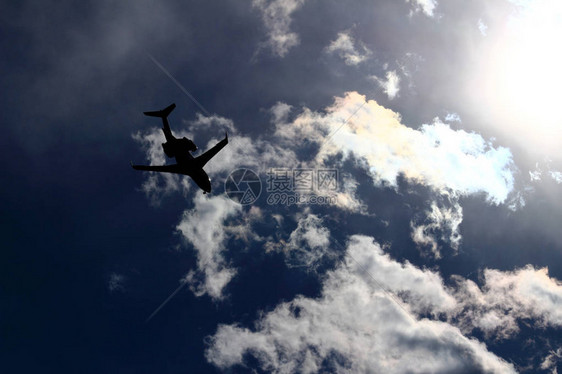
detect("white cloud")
(206, 235), (515, 373)
(411, 200), (463, 258)
(280, 213), (332, 269)
(283, 92), (516, 205)
(207, 233), (562, 371)
(132, 121), (272, 298)
(225, 205), (265, 243)
(132, 129), (183, 203)
(541, 347), (562, 372)
(550, 171), (562, 184)
(344, 236), (457, 314)
(411, 223), (440, 256)
(187, 113), (237, 133)
(445, 112), (462, 123)
(134, 93), (518, 265)
(407, 0), (438, 17)
(253, 0), (306, 57)
(272, 92), (516, 248)
(330, 173), (366, 212)
(135, 93), (515, 222)
(478, 19), (488, 36)
(529, 159), (562, 184)
(176, 194), (242, 299)
(530, 167), (542, 182)
(371, 70), (401, 99)
(325, 32), (372, 66)
(270, 101), (293, 124)
(133, 112), (299, 195)
(452, 266), (562, 337)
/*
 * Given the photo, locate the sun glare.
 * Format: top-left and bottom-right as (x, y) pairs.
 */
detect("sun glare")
(479, 0), (562, 152)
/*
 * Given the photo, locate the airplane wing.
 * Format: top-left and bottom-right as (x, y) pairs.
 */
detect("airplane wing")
(131, 163), (184, 175)
(195, 133), (228, 168)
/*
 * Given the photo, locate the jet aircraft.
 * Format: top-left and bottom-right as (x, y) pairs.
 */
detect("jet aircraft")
(131, 103), (228, 194)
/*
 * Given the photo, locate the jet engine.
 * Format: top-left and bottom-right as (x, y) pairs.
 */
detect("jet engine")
(161, 137), (198, 158)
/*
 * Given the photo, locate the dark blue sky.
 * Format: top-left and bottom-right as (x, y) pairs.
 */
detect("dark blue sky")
(2, 0), (562, 373)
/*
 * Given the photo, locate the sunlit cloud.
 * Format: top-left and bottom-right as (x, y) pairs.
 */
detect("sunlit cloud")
(133, 91), (522, 293)
(272, 92), (516, 251)
(134, 91), (518, 263)
(276, 92), (516, 205)
(371, 71), (401, 99)
(325, 31), (372, 66)
(207, 232), (562, 371)
(444, 112), (461, 123)
(529, 158), (562, 184)
(206, 235), (516, 373)
(452, 265), (562, 338)
(407, 0), (438, 17)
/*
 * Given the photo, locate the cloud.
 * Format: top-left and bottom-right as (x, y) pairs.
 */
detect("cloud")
(478, 19), (488, 36)
(325, 32), (372, 66)
(306, 92), (516, 205)
(452, 265), (562, 337)
(134, 104), (365, 216)
(407, 0), (438, 17)
(132, 112), (299, 197)
(134, 92), (517, 261)
(328, 173), (366, 212)
(529, 159), (562, 184)
(269, 213), (332, 269)
(410, 200), (463, 258)
(135, 92), (515, 221)
(132, 129), (184, 203)
(176, 194), (242, 300)
(253, 0), (306, 57)
(270, 101), (293, 124)
(207, 233), (562, 371)
(371, 71), (401, 99)
(206, 235), (515, 373)
(269, 93), (515, 249)
(551, 171), (562, 184)
(225, 205), (265, 243)
(108, 273), (126, 293)
(541, 347), (562, 372)
(445, 112), (462, 123)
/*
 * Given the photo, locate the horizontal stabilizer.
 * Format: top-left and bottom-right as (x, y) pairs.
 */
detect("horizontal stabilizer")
(143, 103), (176, 118)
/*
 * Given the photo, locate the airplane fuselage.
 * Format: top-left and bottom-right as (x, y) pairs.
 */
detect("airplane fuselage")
(166, 139), (212, 193)
(132, 103), (227, 194)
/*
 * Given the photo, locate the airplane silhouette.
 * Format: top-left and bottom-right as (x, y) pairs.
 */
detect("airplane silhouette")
(131, 103), (228, 194)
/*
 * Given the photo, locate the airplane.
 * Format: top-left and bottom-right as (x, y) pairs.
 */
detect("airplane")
(131, 103), (228, 194)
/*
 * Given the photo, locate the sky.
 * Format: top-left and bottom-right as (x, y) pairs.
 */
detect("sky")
(2, 0), (562, 373)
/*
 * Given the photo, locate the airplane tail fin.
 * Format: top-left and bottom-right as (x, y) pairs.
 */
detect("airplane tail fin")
(143, 103), (176, 118)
